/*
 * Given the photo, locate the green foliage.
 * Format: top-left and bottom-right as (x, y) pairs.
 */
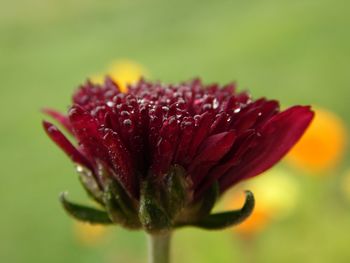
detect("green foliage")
(104, 180), (141, 229)
(60, 192), (112, 224)
(139, 180), (172, 233)
(179, 191), (255, 230)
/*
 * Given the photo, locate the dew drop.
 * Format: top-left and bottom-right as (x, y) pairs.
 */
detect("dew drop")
(213, 98), (219, 109)
(121, 111), (130, 117)
(123, 119), (132, 126)
(47, 125), (58, 133)
(106, 101), (114, 107)
(76, 165), (84, 173)
(203, 103), (212, 110)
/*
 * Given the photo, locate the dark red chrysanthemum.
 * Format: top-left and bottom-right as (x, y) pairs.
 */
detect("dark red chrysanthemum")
(43, 78), (313, 231)
(44, 78), (313, 199)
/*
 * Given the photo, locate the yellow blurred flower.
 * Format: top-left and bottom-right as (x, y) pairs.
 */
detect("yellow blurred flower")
(286, 107), (347, 173)
(226, 168), (299, 236)
(91, 59), (149, 92)
(73, 221), (107, 246)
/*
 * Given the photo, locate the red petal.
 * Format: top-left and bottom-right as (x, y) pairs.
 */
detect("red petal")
(210, 112), (230, 135)
(42, 121), (93, 171)
(195, 130), (256, 197)
(102, 129), (137, 197)
(68, 106), (110, 164)
(219, 106), (314, 192)
(253, 100), (279, 127)
(186, 112), (214, 161)
(151, 116), (180, 176)
(42, 108), (73, 134)
(191, 131), (236, 166)
(151, 137), (174, 176)
(173, 117), (195, 164)
(189, 131), (236, 187)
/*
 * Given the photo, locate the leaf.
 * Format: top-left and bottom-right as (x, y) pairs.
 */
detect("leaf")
(177, 190), (254, 230)
(163, 165), (193, 218)
(103, 181), (141, 229)
(139, 180), (171, 233)
(193, 181), (220, 218)
(76, 165), (104, 205)
(60, 192), (112, 224)
(179, 181), (219, 223)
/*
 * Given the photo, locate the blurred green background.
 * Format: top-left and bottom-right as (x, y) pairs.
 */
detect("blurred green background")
(1, 0), (349, 262)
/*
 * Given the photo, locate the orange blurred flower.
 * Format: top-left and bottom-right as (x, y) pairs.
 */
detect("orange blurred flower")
(286, 107), (347, 173)
(91, 59), (149, 92)
(73, 221), (108, 246)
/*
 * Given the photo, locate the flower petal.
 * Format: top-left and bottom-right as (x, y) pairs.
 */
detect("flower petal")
(68, 105), (110, 165)
(186, 112), (214, 161)
(173, 117), (195, 165)
(189, 131), (236, 187)
(42, 108), (73, 134)
(42, 121), (93, 170)
(219, 106), (314, 192)
(195, 130), (257, 197)
(102, 129), (138, 197)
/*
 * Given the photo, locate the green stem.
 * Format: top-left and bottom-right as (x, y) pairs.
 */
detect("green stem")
(148, 232), (172, 263)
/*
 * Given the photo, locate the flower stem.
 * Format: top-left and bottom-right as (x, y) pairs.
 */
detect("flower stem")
(148, 232), (172, 263)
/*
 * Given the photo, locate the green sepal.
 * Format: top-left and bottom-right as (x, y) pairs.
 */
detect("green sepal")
(163, 165), (193, 218)
(76, 165), (104, 205)
(139, 180), (171, 234)
(192, 181), (220, 218)
(60, 192), (112, 224)
(103, 181), (141, 229)
(178, 181), (219, 223)
(177, 190), (255, 230)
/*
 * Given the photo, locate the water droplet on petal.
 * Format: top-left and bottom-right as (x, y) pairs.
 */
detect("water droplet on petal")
(123, 119), (132, 126)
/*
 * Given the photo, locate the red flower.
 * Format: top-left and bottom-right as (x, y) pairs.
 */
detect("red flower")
(43, 78), (313, 231)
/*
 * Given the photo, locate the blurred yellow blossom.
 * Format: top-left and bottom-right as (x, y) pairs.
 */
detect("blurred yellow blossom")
(73, 221), (107, 246)
(226, 168), (299, 236)
(91, 59), (149, 92)
(286, 107), (347, 173)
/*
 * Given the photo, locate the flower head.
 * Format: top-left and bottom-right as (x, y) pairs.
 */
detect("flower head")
(43, 78), (313, 232)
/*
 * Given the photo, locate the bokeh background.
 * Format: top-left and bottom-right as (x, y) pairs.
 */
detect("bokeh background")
(1, 0), (349, 262)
